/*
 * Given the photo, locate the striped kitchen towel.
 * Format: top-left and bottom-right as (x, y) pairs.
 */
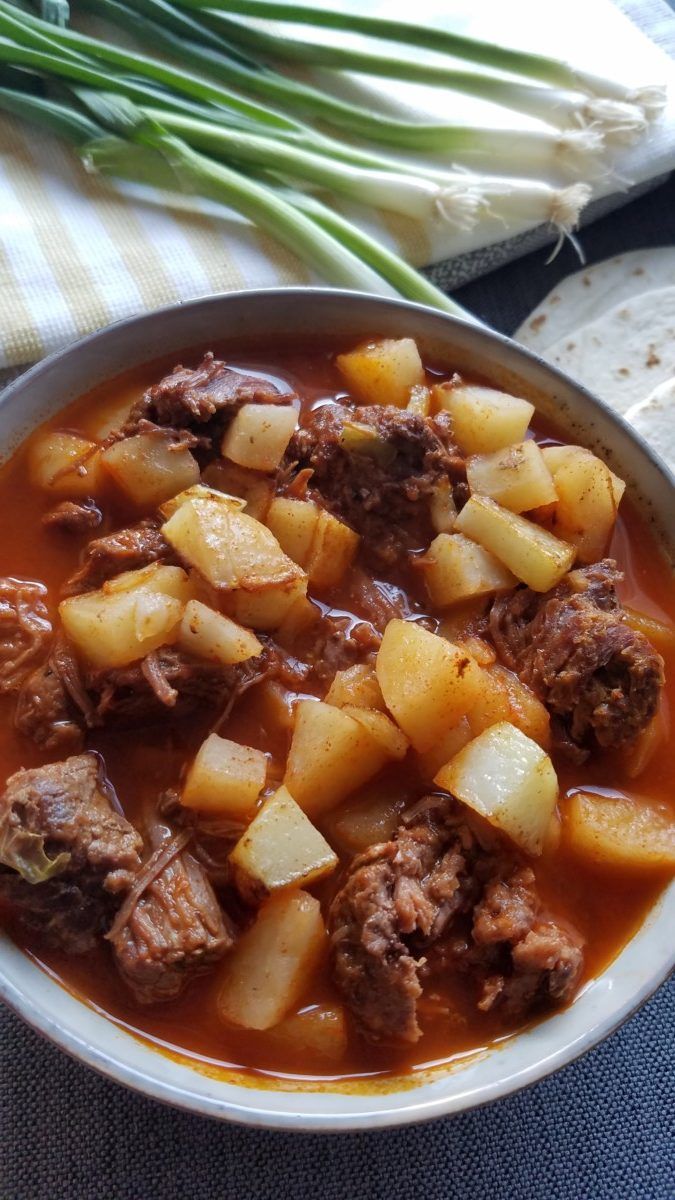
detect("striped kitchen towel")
(1, 0), (675, 372)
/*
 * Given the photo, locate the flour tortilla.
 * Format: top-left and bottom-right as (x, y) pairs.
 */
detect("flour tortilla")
(539, 286), (675, 415)
(515, 249), (675, 354)
(625, 378), (675, 473)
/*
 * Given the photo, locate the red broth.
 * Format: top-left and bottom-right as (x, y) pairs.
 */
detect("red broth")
(0, 344), (673, 1086)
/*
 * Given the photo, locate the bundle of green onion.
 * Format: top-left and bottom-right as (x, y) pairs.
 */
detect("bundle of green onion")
(0, 0), (665, 315)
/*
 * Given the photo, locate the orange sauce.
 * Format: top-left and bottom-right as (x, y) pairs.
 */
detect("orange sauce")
(0, 344), (673, 1086)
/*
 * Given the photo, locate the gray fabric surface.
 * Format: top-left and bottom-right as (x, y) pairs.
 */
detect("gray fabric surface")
(0, 168), (674, 1200)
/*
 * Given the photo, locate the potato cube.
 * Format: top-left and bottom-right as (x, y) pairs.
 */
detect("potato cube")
(467, 440), (557, 513)
(264, 1005), (348, 1061)
(59, 564), (187, 668)
(178, 599), (262, 665)
(342, 706), (409, 760)
(228, 575), (308, 631)
(541, 446), (619, 564)
(407, 384), (431, 416)
(86, 396), (135, 441)
(222, 403), (298, 472)
(266, 497), (320, 568)
(181, 732), (267, 816)
(229, 785), (338, 904)
(430, 479), (458, 534)
(420, 532), (517, 608)
(283, 700), (392, 818)
(376, 620), (482, 752)
(486, 663), (551, 750)
(454, 495), (575, 592)
(336, 338), (425, 408)
(416, 717), (472, 780)
(433, 384), (534, 454)
(159, 484), (246, 521)
(329, 790), (406, 854)
(200, 461), (273, 521)
(101, 432), (199, 509)
(542, 445), (626, 508)
(29, 431), (102, 498)
(564, 791), (675, 872)
(435, 721), (558, 856)
(324, 664), (385, 711)
(624, 608), (675, 655)
(162, 498), (304, 592)
(218, 890), (325, 1031)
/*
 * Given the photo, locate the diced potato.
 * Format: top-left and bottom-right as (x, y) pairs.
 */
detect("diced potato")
(228, 576), (308, 631)
(435, 722), (558, 856)
(178, 599), (263, 665)
(620, 709), (666, 780)
(433, 383), (534, 454)
(161, 498), (304, 592)
(487, 663), (551, 750)
(229, 785), (338, 904)
(256, 679), (296, 735)
(336, 338), (424, 408)
(275, 595), (321, 646)
(329, 789), (406, 853)
(416, 717), (472, 780)
(407, 383), (431, 416)
(181, 732), (267, 816)
(200, 461), (273, 521)
(540, 446), (618, 564)
(29, 431), (102, 497)
(159, 484), (246, 520)
(283, 699), (392, 818)
(455, 495), (575, 592)
(222, 403), (297, 472)
(101, 431), (200, 509)
(437, 597), (491, 644)
(266, 498), (359, 590)
(420, 532), (517, 608)
(218, 890), (325, 1031)
(429, 479), (458, 534)
(376, 620), (482, 752)
(455, 636), (496, 668)
(264, 1005), (348, 1062)
(59, 564), (188, 668)
(624, 607), (675, 654)
(564, 791), (675, 872)
(102, 562), (193, 602)
(324, 664), (384, 711)
(86, 396), (135, 441)
(542, 445), (626, 508)
(342, 706), (409, 760)
(467, 439), (557, 513)
(266, 497), (320, 568)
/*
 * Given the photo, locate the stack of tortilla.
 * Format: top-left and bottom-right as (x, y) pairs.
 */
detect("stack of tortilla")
(515, 250), (675, 472)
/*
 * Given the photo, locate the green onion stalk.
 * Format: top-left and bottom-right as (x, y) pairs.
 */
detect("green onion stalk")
(0, 82), (472, 316)
(168, 8), (651, 145)
(172, 0), (666, 122)
(77, 0), (610, 178)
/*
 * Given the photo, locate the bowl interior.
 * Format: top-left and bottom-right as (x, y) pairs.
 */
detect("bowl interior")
(0, 289), (672, 1131)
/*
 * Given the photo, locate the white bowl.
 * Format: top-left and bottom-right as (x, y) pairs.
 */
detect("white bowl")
(0, 289), (673, 1131)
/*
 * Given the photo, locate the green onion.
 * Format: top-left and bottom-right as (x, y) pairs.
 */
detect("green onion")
(174, 0), (665, 120)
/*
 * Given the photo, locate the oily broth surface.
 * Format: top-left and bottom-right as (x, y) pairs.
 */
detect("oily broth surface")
(0, 345), (672, 1084)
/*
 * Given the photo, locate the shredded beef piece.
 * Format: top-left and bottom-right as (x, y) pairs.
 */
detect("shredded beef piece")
(14, 654), (85, 752)
(42, 499), (102, 534)
(329, 798), (584, 1043)
(283, 404), (465, 564)
(0, 578), (51, 693)
(62, 518), (175, 596)
(109, 833), (234, 1003)
(0, 753), (143, 953)
(123, 352), (288, 437)
(490, 560), (664, 759)
(304, 612), (381, 683)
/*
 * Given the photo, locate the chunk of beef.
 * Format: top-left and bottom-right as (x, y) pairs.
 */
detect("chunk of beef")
(123, 353), (288, 437)
(283, 404), (465, 564)
(15, 641), (274, 748)
(108, 832), (234, 1003)
(302, 612), (381, 683)
(0, 753), (143, 953)
(0, 578), (51, 692)
(329, 799), (479, 1042)
(490, 560), (665, 760)
(42, 499), (102, 535)
(329, 797), (584, 1043)
(62, 519), (175, 596)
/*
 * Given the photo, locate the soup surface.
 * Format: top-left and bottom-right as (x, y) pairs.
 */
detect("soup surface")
(0, 339), (673, 1086)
